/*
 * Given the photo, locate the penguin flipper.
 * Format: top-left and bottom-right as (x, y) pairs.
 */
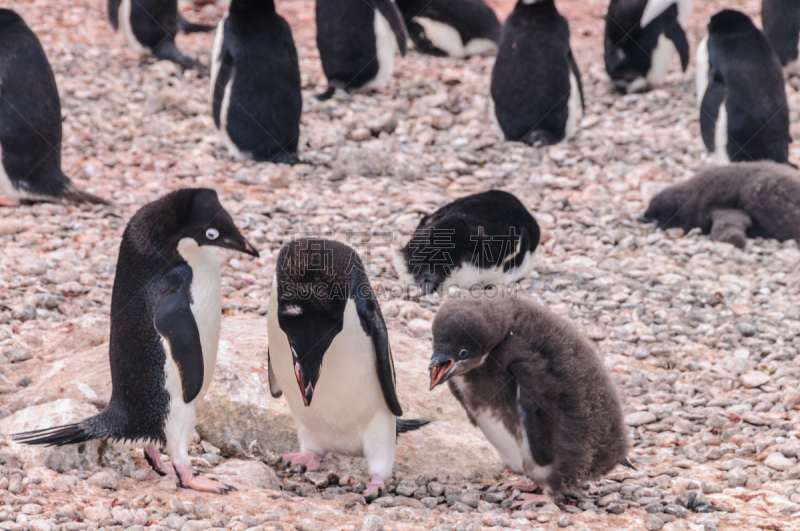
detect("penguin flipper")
(663, 15), (690, 72)
(699, 74), (725, 153)
(509, 362), (556, 469)
(178, 15), (215, 34)
(568, 50), (586, 112)
(154, 272), (204, 404)
(374, 0), (408, 56)
(267, 348), (282, 398)
(352, 281), (403, 417)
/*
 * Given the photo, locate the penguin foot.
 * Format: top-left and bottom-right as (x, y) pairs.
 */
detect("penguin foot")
(499, 478), (538, 493)
(0, 196), (20, 207)
(144, 445), (175, 476)
(280, 450), (324, 472)
(176, 464), (236, 494)
(363, 475), (386, 503)
(511, 493), (549, 510)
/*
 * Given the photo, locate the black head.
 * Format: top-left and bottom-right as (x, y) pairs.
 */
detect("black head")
(708, 10), (755, 34)
(127, 188), (259, 259)
(230, 0), (275, 12)
(275, 239), (360, 405)
(638, 189), (681, 228)
(429, 295), (513, 389)
(0, 9), (23, 28)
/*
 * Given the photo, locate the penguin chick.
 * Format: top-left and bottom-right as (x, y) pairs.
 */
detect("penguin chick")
(0, 10), (108, 205)
(267, 238), (429, 500)
(211, 0), (302, 164)
(108, 0), (213, 71)
(395, 0), (501, 58)
(696, 10), (790, 165)
(490, 0), (585, 147)
(394, 191), (540, 295)
(429, 292), (630, 498)
(12, 189), (259, 493)
(640, 161), (800, 248)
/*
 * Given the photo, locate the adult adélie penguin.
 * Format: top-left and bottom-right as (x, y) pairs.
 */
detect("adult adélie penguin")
(12, 189), (259, 493)
(267, 238), (430, 500)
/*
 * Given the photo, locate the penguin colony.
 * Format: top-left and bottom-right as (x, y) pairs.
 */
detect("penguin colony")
(3, 0), (800, 507)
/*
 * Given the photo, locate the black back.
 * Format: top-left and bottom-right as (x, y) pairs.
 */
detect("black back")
(396, 0), (501, 54)
(213, 0), (301, 163)
(400, 190), (540, 292)
(703, 10), (790, 164)
(0, 10), (70, 198)
(762, 0), (800, 66)
(433, 294), (629, 493)
(108, 0), (178, 48)
(490, 0), (579, 146)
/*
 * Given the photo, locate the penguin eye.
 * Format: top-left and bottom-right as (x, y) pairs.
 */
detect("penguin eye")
(459, 349), (468, 359)
(206, 228), (219, 240)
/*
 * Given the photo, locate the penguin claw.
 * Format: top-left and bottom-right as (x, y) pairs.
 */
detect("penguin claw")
(180, 475), (236, 494)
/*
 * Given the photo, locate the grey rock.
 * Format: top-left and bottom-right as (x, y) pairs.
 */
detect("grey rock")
(358, 516), (383, 531)
(626, 411), (657, 426)
(87, 471), (117, 490)
(210, 459), (279, 490)
(646, 514), (664, 531)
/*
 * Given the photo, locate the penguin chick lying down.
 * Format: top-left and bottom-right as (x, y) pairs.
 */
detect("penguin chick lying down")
(429, 292), (632, 502)
(12, 189), (259, 493)
(640, 161), (800, 249)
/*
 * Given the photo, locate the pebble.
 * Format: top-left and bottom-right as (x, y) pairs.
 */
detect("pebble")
(87, 471), (117, 490)
(646, 514), (665, 531)
(626, 411), (657, 426)
(765, 453), (796, 471)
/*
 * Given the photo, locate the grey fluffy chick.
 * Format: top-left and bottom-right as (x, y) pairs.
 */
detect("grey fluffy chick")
(640, 161), (800, 249)
(429, 291), (631, 496)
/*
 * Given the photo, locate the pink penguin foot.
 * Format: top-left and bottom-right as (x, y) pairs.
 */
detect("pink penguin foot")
(511, 492), (549, 510)
(500, 478), (538, 493)
(363, 474), (386, 503)
(175, 464), (235, 494)
(0, 197), (20, 207)
(279, 450), (324, 472)
(143, 445), (175, 476)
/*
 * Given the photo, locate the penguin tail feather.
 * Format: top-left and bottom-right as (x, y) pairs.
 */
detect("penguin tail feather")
(177, 16), (215, 34)
(520, 129), (560, 148)
(10, 422), (98, 447)
(396, 417), (432, 434)
(316, 86), (337, 101)
(621, 457), (637, 471)
(64, 184), (112, 206)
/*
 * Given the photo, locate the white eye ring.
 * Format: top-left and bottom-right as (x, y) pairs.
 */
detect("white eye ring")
(206, 228), (219, 240)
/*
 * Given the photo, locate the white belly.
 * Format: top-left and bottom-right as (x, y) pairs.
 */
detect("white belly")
(365, 10), (397, 90)
(162, 338), (197, 466)
(646, 33), (677, 87)
(268, 282), (396, 474)
(119, 0), (148, 54)
(712, 102), (730, 165)
(695, 36), (709, 107)
(565, 68), (582, 139)
(0, 142), (19, 200)
(442, 249), (536, 292)
(413, 17), (497, 58)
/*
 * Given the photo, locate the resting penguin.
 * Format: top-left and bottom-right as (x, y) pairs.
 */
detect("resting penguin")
(696, 10), (790, 165)
(0, 9), (108, 206)
(394, 190), (540, 295)
(316, 0), (408, 100)
(762, 0), (800, 75)
(211, 0), (302, 164)
(430, 292), (632, 506)
(604, 0), (692, 93)
(267, 238), (429, 500)
(640, 161), (800, 249)
(395, 0), (501, 58)
(108, 0), (214, 71)
(12, 189), (259, 493)
(490, 0), (585, 147)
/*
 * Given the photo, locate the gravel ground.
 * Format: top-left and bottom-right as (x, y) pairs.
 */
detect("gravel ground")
(1, 0), (799, 529)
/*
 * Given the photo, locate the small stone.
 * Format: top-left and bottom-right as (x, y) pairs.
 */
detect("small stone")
(428, 481), (445, 497)
(161, 515), (187, 530)
(701, 482), (722, 495)
(358, 515), (383, 531)
(408, 318), (432, 337)
(304, 472), (328, 489)
(15, 375), (31, 387)
(736, 322), (756, 337)
(739, 371), (770, 388)
(395, 479), (417, 497)
(646, 514), (665, 531)
(626, 411), (657, 426)
(765, 452), (796, 471)
(294, 523), (322, 531)
(84, 506), (112, 523)
(21, 504), (43, 515)
(349, 128), (372, 142)
(458, 490), (481, 508)
(8, 349), (32, 363)
(87, 471), (117, 490)
(558, 515), (574, 527)
(421, 497), (439, 509)
(598, 492), (621, 507)
(181, 522), (212, 531)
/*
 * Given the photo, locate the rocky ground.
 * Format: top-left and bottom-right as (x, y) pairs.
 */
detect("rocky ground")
(1, 0), (799, 529)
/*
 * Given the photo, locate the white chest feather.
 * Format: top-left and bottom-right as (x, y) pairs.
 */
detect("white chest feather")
(712, 103), (730, 165)
(412, 17), (497, 58)
(218, 77), (244, 159)
(365, 10), (397, 90)
(119, 0), (148, 54)
(695, 36), (709, 107)
(565, 68), (582, 139)
(0, 142), (18, 200)
(210, 14), (228, 100)
(646, 33), (677, 87)
(442, 248), (536, 292)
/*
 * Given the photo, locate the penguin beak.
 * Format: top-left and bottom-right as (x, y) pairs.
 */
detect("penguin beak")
(221, 236), (260, 257)
(429, 354), (456, 390)
(294, 361), (314, 406)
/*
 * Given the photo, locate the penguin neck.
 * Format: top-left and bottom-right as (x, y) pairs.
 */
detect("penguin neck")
(177, 238), (221, 281)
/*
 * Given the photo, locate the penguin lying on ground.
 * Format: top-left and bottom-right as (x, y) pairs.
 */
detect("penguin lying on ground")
(316, 0), (408, 100)
(394, 191), (540, 295)
(395, 0), (501, 58)
(267, 238), (429, 500)
(211, 0), (302, 164)
(696, 10), (790, 165)
(108, 0), (214, 71)
(640, 161), (800, 249)
(762, 0), (800, 76)
(12, 189), (259, 493)
(604, 0), (691, 93)
(0, 10), (108, 206)
(429, 291), (632, 506)
(490, 0), (584, 147)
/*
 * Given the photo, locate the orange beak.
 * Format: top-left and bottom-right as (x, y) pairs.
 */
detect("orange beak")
(429, 359), (455, 390)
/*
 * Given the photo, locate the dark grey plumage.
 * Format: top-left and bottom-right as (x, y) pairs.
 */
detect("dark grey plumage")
(429, 292), (630, 495)
(761, 0), (800, 70)
(640, 161), (800, 249)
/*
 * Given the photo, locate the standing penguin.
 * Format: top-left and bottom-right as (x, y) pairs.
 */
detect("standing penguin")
(316, 0), (408, 100)
(395, 0), (501, 58)
(696, 10), (790, 165)
(12, 189), (259, 493)
(762, 0), (800, 75)
(604, 0), (692, 93)
(394, 191), (540, 295)
(211, 0), (302, 164)
(430, 292), (632, 505)
(0, 10), (108, 205)
(267, 239), (429, 500)
(108, 0), (214, 71)
(490, 0), (584, 147)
